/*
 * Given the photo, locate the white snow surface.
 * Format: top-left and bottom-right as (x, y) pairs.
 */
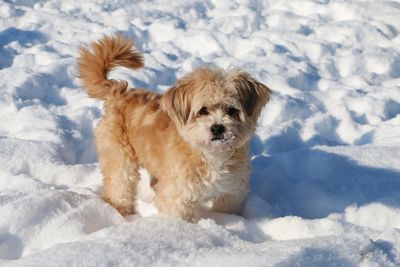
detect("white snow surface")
(1, 0), (400, 266)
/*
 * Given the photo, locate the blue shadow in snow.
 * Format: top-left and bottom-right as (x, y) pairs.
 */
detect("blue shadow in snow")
(275, 247), (356, 267)
(0, 233), (23, 260)
(287, 68), (320, 91)
(0, 27), (47, 69)
(14, 73), (67, 107)
(250, 148), (400, 219)
(55, 114), (99, 165)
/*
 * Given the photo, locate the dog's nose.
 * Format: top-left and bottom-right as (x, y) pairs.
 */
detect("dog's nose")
(210, 124), (225, 136)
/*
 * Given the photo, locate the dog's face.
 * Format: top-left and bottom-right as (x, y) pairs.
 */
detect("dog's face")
(161, 67), (271, 153)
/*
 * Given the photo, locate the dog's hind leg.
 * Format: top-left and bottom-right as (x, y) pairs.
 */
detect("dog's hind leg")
(95, 110), (139, 216)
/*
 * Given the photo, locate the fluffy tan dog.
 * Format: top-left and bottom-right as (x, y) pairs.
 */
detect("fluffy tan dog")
(78, 35), (271, 222)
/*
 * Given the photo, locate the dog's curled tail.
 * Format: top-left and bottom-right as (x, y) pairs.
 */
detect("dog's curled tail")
(77, 34), (144, 100)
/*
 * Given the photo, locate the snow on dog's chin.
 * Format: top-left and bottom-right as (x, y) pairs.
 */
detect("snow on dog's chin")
(203, 132), (238, 152)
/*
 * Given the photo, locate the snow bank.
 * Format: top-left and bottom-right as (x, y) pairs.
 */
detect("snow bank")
(1, 0), (400, 266)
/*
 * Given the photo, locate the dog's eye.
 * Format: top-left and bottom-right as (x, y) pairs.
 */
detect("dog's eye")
(198, 107), (209, 116)
(226, 106), (239, 117)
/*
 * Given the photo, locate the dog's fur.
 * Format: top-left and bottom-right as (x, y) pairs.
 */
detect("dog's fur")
(78, 35), (271, 222)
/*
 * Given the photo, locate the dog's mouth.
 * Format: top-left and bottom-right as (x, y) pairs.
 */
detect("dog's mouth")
(208, 138), (230, 149)
(211, 136), (225, 142)
(208, 133), (235, 146)
(202, 131), (237, 150)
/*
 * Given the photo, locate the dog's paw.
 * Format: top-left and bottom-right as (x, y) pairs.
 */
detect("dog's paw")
(183, 214), (201, 223)
(115, 204), (135, 216)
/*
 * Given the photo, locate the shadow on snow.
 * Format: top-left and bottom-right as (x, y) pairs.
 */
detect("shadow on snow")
(250, 145), (400, 219)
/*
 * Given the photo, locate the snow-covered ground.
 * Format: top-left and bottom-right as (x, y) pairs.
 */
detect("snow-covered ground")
(1, 0), (400, 266)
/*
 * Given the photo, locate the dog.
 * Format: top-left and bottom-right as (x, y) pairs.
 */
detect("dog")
(77, 34), (271, 222)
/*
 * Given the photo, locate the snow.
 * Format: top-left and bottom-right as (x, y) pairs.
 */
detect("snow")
(1, 0), (400, 266)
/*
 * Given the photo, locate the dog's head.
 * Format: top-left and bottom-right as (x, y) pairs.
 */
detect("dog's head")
(161, 67), (271, 153)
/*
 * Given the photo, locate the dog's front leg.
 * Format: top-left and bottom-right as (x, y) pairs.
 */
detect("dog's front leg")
(155, 194), (199, 223)
(212, 193), (246, 215)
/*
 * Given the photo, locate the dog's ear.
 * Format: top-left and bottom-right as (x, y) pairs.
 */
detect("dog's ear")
(160, 81), (194, 127)
(234, 72), (271, 122)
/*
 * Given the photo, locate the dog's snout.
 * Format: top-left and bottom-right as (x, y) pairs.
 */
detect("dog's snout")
(210, 124), (225, 136)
